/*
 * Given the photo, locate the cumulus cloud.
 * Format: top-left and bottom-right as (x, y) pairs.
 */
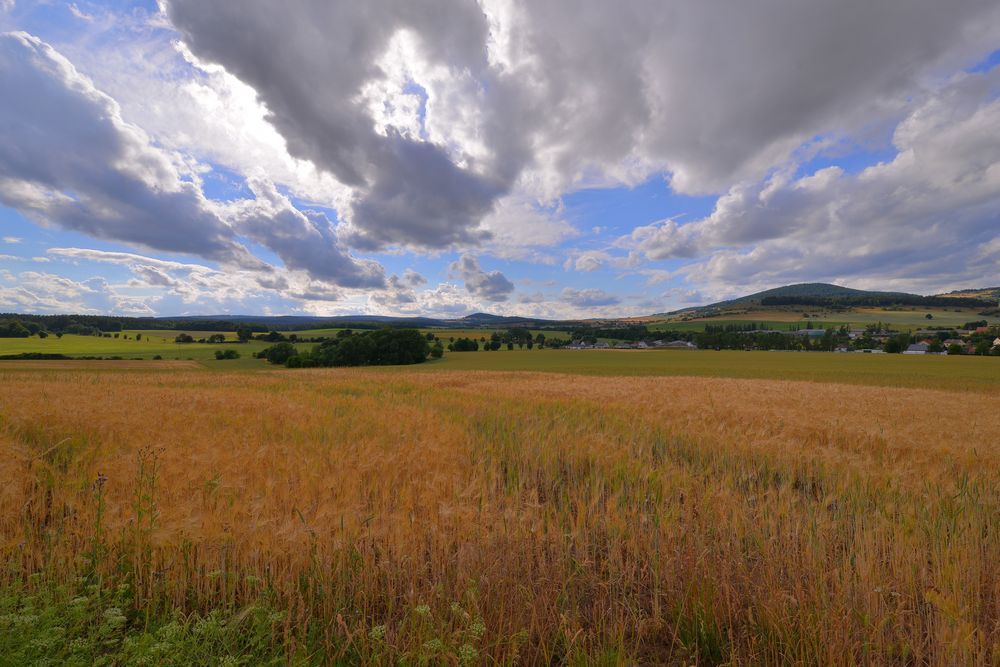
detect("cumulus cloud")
(449, 254), (515, 302)
(0, 32), (396, 291)
(163, 0), (1000, 248)
(478, 196), (579, 263)
(561, 287), (619, 307)
(628, 65), (1000, 294)
(0, 269), (155, 315)
(0, 31), (259, 267)
(224, 177), (385, 287)
(166, 1), (508, 250)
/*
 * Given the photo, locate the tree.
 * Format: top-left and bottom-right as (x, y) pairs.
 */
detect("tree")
(883, 335), (909, 353)
(174, 333), (194, 344)
(135, 333), (142, 341)
(207, 333), (226, 344)
(0, 320), (31, 338)
(214, 349), (240, 360)
(925, 313), (933, 320)
(37, 330), (48, 339)
(947, 343), (964, 355)
(451, 338), (479, 352)
(430, 341), (444, 359)
(263, 342), (298, 365)
(927, 340), (943, 353)
(236, 325), (253, 343)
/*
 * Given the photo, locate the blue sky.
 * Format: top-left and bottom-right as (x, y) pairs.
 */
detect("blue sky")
(1, 1), (999, 318)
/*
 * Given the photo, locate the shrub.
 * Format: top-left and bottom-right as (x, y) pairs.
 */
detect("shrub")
(214, 349), (241, 360)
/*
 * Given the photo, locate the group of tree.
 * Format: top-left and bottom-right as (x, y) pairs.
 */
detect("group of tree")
(257, 329), (431, 368)
(760, 294), (996, 308)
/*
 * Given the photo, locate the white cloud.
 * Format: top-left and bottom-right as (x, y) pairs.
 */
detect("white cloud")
(449, 254), (515, 302)
(627, 66), (1000, 295)
(0, 269), (155, 315)
(561, 287), (619, 308)
(0, 32), (259, 267)
(163, 0), (1000, 229)
(2, 236), (20, 243)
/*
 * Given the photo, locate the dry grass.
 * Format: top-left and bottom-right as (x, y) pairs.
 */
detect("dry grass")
(1, 367), (998, 664)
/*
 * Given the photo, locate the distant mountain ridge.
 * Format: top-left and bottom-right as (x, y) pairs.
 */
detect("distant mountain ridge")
(663, 282), (999, 316)
(707, 283), (915, 308)
(169, 312), (568, 330)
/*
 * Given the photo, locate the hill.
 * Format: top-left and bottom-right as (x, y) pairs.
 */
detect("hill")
(709, 283), (915, 308)
(934, 287), (1000, 303)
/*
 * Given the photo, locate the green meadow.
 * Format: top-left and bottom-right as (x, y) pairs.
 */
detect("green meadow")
(2, 332), (998, 392)
(0, 332), (275, 362)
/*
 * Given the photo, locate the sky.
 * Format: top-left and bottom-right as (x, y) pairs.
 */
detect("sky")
(1, 1), (999, 319)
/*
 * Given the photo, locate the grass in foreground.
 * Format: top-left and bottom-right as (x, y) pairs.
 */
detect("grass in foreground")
(1, 367), (998, 664)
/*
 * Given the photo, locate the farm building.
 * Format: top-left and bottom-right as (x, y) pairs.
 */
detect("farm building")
(903, 342), (930, 354)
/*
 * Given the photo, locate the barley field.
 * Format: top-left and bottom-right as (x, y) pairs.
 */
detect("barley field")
(1, 365), (998, 664)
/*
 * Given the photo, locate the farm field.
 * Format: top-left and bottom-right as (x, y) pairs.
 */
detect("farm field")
(1, 363), (998, 664)
(660, 306), (1000, 331)
(0, 333), (295, 363)
(422, 348), (1000, 392)
(2, 332), (1000, 391)
(290, 327), (573, 341)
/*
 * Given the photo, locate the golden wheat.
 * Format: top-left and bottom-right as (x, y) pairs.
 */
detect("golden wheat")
(1, 367), (998, 664)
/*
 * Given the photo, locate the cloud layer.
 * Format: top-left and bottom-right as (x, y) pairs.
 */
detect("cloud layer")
(2, 1), (1000, 317)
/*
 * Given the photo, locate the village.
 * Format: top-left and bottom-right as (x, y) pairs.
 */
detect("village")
(560, 322), (1000, 355)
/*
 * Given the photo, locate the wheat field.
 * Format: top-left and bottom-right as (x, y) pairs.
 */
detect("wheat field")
(1, 366), (998, 664)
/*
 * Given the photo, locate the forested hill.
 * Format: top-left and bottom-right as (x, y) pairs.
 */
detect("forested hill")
(689, 282), (997, 312)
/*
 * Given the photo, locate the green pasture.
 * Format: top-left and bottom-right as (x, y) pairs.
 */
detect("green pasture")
(120, 329), (238, 341)
(649, 319), (850, 333)
(416, 348), (1000, 392)
(0, 333), (278, 362)
(3, 332), (999, 392)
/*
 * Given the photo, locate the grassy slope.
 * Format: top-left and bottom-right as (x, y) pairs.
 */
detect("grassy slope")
(661, 306), (999, 331)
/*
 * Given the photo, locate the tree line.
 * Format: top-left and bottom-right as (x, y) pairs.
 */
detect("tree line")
(760, 294), (996, 308)
(257, 329), (432, 368)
